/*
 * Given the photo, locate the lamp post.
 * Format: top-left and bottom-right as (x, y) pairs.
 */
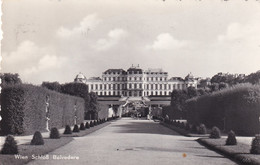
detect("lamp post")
(45, 95), (50, 132)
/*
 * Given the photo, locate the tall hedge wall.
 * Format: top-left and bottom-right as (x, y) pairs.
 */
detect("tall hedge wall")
(1, 84), (84, 135)
(186, 83), (260, 135)
(97, 103), (109, 119)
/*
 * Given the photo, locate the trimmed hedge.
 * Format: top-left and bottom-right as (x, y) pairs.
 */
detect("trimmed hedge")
(50, 127), (60, 139)
(1, 135), (18, 154)
(1, 84), (85, 135)
(30, 131), (44, 145)
(72, 125), (80, 132)
(251, 135), (260, 154)
(64, 125), (72, 134)
(186, 83), (260, 136)
(226, 130), (237, 145)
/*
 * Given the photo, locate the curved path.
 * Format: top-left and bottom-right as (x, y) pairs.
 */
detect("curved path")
(28, 118), (237, 165)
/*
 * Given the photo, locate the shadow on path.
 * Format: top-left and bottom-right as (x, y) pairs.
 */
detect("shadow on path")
(111, 120), (181, 136)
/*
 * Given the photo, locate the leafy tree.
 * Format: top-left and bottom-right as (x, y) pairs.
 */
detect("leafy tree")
(219, 82), (228, 90)
(41, 81), (62, 92)
(0, 73), (22, 86)
(245, 71), (260, 85)
(187, 86), (198, 98)
(61, 82), (89, 98)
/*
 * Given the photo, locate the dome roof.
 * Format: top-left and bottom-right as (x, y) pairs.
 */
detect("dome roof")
(75, 72), (86, 80)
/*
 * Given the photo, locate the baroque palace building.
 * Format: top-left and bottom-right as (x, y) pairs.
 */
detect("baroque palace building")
(74, 65), (198, 97)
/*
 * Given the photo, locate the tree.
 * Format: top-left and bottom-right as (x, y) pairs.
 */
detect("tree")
(245, 71), (260, 85)
(61, 82), (89, 98)
(0, 73), (22, 86)
(187, 86), (198, 98)
(41, 81), (62, 92)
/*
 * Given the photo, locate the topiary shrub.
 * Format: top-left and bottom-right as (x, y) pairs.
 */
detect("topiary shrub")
(198, 124), (207, 135)
(50, 127), (60, 139)
(226, 130), (237, 145)
(90, 121), (94, 127)
(80, 123), (85, 130)
(185, 123), (191, 131)
(72, 125), (80, 132)
(94, 120), (97, 126)
(250, 135), (260, 154)
(210, 126), (221, 139)
(31, 131), (44, 145)
(1, 135), (18, 154)
(63, 125), (72, 134)
(191, 124), (198, 133)
(85, 122), (90, 129)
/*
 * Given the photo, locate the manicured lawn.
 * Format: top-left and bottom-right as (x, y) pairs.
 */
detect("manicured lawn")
(0, 120), (114, 165)
(0, 137), (73, 165)
(198, 138), (260, 165)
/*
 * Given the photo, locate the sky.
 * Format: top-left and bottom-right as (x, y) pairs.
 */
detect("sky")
(1, 0), (260, 85)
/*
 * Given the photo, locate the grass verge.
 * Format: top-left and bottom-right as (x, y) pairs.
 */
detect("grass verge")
(0, 119), (116, 165)
(198, 138), (260, 165)
(0, 137), (73, 165)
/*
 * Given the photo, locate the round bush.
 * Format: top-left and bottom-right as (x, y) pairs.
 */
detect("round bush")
(185, 123), (191, 131)
(73, 125), (80, 132)
(31, 131), (44, 145)
(50, 127), (60, 139)
(250, 135), (260, 154)
(198, 124), (207, 135)
(226, 130), (237, 145)
(1, 135), (18, 154)
(94, 120), (97, 126)
(90, 121), (94, 127)
(85, 122), (90, 129)
(80, 123), (85, 130)
(210, 126), (221, 139)
(180, 122), (185, 129)
(63, 125), (72, 134)
(191, 125), (198, 133)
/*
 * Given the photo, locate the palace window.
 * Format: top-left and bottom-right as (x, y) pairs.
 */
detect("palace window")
(108, 91), (111, 95)
(91, 84), (93, 90)
(155, 84), (158, 90)
(139, 91), (142, 96)
(164, 84), (167, 89)
(147, 84), (149, 89)
(164, 91), (167, 95)
(108, 84), (111, 89)
(160, 91), (162, 95)
(95, 84), (98, 90)
(139, 84), (142, 88)
(134, 83), (137, 89)
(118, 84), (120, 89)
(168, 84), (171, 90)
(160, 84), (162, 90)
(151, 77), (153, 81)
(100, 84), (102, 90)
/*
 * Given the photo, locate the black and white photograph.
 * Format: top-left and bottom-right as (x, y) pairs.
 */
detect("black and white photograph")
(1, 0), (260, 164)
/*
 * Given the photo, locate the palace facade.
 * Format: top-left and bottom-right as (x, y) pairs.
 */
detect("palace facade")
(74, 65), (198, 97)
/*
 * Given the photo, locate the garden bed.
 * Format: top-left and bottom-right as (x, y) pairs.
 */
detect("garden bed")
(0, 137), (73, 165)
(198, 138), (260, 165)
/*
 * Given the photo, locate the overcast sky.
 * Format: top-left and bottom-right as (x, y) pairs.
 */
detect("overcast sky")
(1, 0), (260, 84)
